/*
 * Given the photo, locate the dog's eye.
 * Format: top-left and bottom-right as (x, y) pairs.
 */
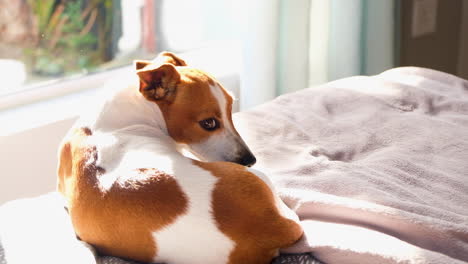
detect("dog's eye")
(199, 118), (219, 131)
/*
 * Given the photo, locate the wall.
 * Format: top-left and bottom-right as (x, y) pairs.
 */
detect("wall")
(0, 118), (76, 204)
(399, 0), (463, 75)
(458, 1), (468, 80)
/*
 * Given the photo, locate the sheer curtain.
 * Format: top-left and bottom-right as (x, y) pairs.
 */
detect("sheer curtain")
(239, 0), (396, 110)
(157, 0), (396, 110)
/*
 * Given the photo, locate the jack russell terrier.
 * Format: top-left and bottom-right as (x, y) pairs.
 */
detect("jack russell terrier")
(57, 52), (303, 264)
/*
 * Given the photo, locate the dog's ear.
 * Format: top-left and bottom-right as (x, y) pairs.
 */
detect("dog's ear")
(135, 60), (152, 70)
(154, 51), (187, 67)
(136, 63), (180, 101)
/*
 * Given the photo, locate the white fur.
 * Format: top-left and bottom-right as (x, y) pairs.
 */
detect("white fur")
(79, 75), (168, 135)
(152, 159), (235, 264)
(189, 84), (250, 162)
(90, 131), (177, 191)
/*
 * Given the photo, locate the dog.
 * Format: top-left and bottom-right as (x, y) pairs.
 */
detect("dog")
(57, 52), (303, 264)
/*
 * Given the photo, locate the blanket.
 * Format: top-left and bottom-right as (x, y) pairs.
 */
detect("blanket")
(1, 67), (467, 264)
(233, 67), (468, 264)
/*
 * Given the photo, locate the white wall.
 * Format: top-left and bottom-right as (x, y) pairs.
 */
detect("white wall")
(0, 118), (76, 204)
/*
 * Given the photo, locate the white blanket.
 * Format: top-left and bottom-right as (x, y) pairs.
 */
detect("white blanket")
(234, 67), (468, 264)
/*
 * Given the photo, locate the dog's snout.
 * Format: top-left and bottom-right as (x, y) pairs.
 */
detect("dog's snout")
(238, 153), (256, 167)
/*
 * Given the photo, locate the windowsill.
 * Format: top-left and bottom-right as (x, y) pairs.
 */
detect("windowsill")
(0, 66), (130, 136)
(0, 45), (241, 137)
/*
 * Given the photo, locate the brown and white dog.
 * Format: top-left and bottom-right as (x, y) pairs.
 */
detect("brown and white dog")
(57, 52), (303, 264)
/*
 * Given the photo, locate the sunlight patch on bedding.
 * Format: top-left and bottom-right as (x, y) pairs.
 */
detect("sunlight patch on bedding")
(328, 76), (401, 97)
(299, 220), (429, 263)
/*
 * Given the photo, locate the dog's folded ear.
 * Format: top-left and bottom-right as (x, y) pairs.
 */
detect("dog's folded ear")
(136, 62), (180, 101)
(153, 51), (187, 67)
(135, 60), (152, 70)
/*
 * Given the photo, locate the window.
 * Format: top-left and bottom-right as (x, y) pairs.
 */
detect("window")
(0, 0), (241, 107)
(1, 0), (146, 95)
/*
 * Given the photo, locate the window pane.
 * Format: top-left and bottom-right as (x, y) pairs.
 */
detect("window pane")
(0, 0), (158, 96)
(0, 0), (241, 100)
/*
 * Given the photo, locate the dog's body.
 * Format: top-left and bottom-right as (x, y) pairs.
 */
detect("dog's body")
(57, 52), (302, 264)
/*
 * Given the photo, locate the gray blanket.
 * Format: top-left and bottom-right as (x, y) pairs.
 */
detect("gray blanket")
(234, 67), (468, 264)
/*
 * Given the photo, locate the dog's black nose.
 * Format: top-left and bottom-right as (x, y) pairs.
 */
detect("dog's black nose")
(238, 153), (256, 167)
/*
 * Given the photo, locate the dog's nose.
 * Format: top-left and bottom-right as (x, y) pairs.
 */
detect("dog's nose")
(239, 153), (256, 167)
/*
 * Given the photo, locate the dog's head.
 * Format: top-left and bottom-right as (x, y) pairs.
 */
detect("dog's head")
(134, 52), (256, 167)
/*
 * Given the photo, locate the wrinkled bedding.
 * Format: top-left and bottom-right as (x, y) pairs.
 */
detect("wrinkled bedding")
(1, 67), (467, 264)
(0, 193), (320, 264)
(234, 67), (468, 264)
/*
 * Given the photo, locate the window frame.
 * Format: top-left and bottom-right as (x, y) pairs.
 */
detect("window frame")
(0, 66), (131, 111)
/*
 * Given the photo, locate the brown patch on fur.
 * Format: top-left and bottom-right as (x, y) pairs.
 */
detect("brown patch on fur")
(57, 141), (72, 195)
(81, 127), (92, 136)
(135, 60), (151, 70)
(134, 52), (186, 73)
(194, 161), (303, 264)
(57, 127), (92, 197)
(157, 51), (187, 66)
(207, 78), (215, 86)
(137, 63), (180, 102)
(135, 54), (239, 146)
(153, 67), (231, 145)
(57, 128), (188, 263)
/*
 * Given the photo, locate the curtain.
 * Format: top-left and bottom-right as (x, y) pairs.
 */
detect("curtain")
(156, 0), (397, 110)
(240, 0), (396, 110)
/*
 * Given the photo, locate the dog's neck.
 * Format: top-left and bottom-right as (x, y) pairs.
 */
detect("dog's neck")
(80, 82), (169, 139)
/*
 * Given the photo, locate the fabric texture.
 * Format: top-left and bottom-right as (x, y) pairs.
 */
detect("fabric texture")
(0, 193), (320, 264)
(1, 67), (467, 264)
(233, 67), (468, 264)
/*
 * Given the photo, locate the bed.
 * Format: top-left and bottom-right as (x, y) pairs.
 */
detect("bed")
(1, 67), (467, 264)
